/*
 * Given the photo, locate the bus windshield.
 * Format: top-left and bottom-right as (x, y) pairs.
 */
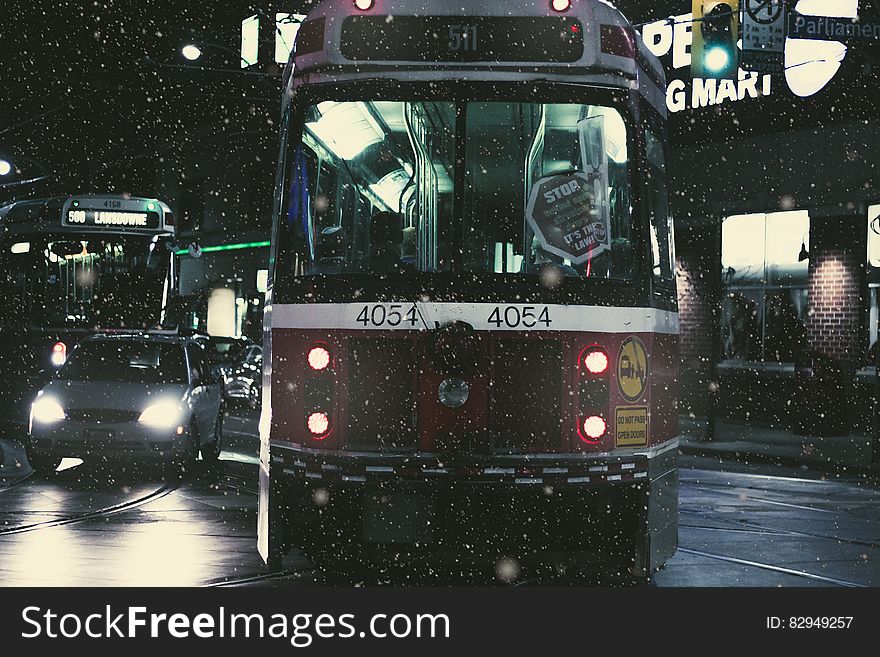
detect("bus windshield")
(0, 234), (171, 330)
(290, 97), (634, 279)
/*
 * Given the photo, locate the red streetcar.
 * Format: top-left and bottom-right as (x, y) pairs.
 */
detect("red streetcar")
(259, 0), (679, 582)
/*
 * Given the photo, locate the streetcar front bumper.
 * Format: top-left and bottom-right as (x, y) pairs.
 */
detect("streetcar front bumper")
(269, 441), (678, 573)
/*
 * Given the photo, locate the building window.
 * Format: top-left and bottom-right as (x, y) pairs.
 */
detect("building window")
(721, 211), (810, 363)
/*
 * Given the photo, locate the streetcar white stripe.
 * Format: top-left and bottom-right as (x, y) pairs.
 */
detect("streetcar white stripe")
(271, 303), (679, 334)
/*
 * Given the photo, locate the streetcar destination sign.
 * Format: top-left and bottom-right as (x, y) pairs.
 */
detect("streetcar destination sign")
(64, 208), (161, 229)
(60, 197), (165, 230)
(340, 16), (584, 63)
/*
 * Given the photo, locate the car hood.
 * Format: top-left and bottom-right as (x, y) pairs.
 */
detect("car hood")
(39, 380), (190, 412)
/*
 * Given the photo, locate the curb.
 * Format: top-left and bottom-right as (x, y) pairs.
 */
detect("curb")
(680, 443), (880, 479)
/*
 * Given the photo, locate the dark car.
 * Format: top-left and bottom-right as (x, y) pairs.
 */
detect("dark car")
(223, 345), (262, 409)
(190, 335), (254, 383)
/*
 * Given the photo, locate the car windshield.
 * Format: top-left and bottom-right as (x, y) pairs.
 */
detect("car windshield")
(288, 96), (634, 279)
(58, 341), (188, 384)
(0, 234), (171, 329)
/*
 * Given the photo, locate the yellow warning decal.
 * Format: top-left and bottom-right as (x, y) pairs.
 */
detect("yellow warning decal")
(615, 406), (648, 447)
(617, 336), (648, 402)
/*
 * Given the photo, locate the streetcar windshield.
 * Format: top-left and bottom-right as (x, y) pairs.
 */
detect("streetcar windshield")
(290, 98), (634, 279)
(0, 234), (171, 330)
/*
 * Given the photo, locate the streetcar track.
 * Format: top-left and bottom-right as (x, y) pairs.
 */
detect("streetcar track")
(680, 511), (880, 549)
(676, 547), (867, 587)
(683, 485), (839, 514)
(0, 482), (181, 535)
(217, 474), (258, 496)
(0, 471), (36, 492)
(204, 567), (314, 587)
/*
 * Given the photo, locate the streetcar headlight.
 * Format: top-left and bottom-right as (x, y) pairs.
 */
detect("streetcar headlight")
(583, 349), (609, 375)
(139, 399), (184, 429)
(308, 345), (331, 371)
(31, 396), (65, 424)
(551, 0), (571, 12)
(354, 0), (373, 10)
(307, 412), (331, 438)
(581, 415), (607, 442)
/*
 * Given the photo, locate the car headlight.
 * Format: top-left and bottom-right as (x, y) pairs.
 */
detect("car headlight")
(30, 396), (65, 424)
(138, 399), (184, 429)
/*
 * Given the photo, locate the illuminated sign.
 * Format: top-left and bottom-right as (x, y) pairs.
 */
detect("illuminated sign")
(339, 16), (584, 63)
(639, 1), (866, 111)
(640, 12), (772, 113)
(65, 208), (160, 229)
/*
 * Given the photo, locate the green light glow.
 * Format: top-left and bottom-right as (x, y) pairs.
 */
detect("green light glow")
(175, 240), (270, 256)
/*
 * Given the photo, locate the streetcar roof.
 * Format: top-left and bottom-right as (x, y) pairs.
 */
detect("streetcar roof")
(287, 0), (665, 116)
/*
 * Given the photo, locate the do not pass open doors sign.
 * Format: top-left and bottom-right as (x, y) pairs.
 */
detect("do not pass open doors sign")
(525, 116), (611, 265)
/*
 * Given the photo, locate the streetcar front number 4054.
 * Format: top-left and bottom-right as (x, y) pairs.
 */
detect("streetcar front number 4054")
(488, 306), (552, 329)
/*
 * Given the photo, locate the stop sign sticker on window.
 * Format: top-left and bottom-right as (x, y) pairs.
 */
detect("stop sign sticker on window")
(526, 171), (611, 265)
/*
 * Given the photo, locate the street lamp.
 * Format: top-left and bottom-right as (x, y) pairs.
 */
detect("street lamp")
(0, 159), (12, 176)
(181, 44), (203, 61)
(180, 42), (249, 66)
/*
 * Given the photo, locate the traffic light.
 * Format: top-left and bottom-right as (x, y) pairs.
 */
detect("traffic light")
(692, 0), (740, 79)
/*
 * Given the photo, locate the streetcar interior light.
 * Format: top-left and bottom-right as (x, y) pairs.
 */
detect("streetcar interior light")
(308, 412), (330, 437)
(354, 0), (374, 10)
(51, 341), (67, 367)
(582, 415), (607, 441)
(587, 107), (628, 164)
(11, 242), (30, 254)
(551, 0), (572, 11)
(584, 349), (609, 375)
(308, 346), (331, 371)
(306, 101), (383, 161)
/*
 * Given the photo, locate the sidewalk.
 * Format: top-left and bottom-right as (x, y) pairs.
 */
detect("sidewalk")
(679, 416), (879, 477)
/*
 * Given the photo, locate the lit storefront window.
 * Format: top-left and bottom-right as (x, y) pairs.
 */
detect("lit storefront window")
(721, 211), (810, 363)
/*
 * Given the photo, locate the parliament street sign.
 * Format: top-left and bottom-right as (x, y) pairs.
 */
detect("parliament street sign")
(788, 12), (880, 41)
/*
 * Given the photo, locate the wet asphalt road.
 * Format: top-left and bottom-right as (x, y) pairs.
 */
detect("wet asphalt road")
(1, 411), (879, 587)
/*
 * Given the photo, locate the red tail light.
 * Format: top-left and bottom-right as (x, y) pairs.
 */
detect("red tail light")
(583, 349), (609, 375)
(577, 345), (610, 447)
(307, 412), (331, 438)
(51, 341), (67, 367)
(581, 415), (607, 442)
(308, 345), (331, 371)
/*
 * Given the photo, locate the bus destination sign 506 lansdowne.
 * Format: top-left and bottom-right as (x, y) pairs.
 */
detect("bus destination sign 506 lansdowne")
(339, 16), (585, 63)
(61, 198), (164, 230)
